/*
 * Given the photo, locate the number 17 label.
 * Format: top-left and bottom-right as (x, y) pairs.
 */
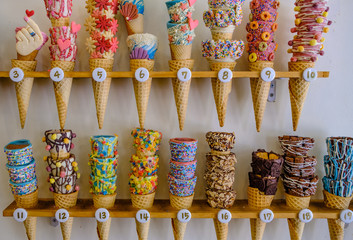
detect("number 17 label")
(260, 209), (274, 223)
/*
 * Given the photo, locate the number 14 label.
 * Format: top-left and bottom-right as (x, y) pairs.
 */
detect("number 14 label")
(136, 209), (150, 223)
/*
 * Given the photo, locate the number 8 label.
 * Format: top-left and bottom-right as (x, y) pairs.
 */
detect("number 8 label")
(95, 208), (110, 223)
(50, 67), (64, 82)
(217, 209), (232, 224)
(135, 68), (149, 82)
(299, 209), (313, 223)
(218, 68), (232, 83)
(177, 209), (192, 223)
(177, 68), (192, 82)
(10, 68), (24, 82)
(55, 209), (69, 223)
(303, 68), (318, 82)
(260, 67), (276, 82)
(340, 209), (353, 224)
(259, 209), (274, 223)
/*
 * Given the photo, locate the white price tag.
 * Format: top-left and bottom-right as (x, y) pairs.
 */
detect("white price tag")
(55, 209), (69, 223)
(13, 208), (27, 222)
(260, 67), (276, 82)
(92, 68), (107, 82)
(340, 209), (353, 224)
(95, 208), (110, 223)
(177, 209), (192, 223)
(218, 68), (233, 83)
(50, 67), (64, 82)
(10, 68), (24, 82)
(177, 68), (192, 82)
(135, 68), (149, 82)
(259, 209), (274, 223)
(217, 209), (232, 224)
(136, 209), (150, 223)
(303, 68), (318, 82)
(299, 209), (313, 223)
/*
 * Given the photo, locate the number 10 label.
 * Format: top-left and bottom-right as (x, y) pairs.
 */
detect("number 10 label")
(303, 68), (318, 82)
(55, 209), (69, 223)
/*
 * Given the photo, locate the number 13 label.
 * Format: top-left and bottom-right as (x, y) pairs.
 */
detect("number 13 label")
(10, 68), (24, 82)
(136, 209), (150, 223)
(260, 209), (274, 223)
(55, 209), (69, 223)
(177, 209), (192, 223)
(340, 209), (353, 224)
(261, 68), (276, 82)
(95, 208), (110, 223)
(217, 209), (232, 224)
(218, 68), (233, 83)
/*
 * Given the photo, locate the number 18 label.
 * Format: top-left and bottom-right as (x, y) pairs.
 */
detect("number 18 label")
(299, 209), (313, 223)
(217, 209), (232, 224)
(260, 209), (274, 223)
(340, 209), (353, 224)
(136, 209), (150, 223)
(95, 208), (109, 223)
(55, 209), (69, 223)
(177, 209), (191, 223)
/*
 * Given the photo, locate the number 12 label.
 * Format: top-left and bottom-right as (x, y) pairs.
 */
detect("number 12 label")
(260, 67), (276, 82)
(260, 209), (274, 223)
(95, 208), (110, 223)
(136, 209), (150, 223)
(217, 209), (232, 224)
(340, 209), (353, 224)
(177, 209), (192, 223)
(55, 209), (69, 223)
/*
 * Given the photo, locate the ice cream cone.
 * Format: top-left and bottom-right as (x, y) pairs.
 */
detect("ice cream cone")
(51, 61), (75, 129)
(130, 59), (155, 128)
(93, 193), (117, 240)
(11, 59), (37, 128)
(288, 61), (315, 131)
(17, 50), (39, 61)
(170, 44), (192, 60)
(126, 14), (144, 35)
(168, 60), (195, 131)
(89, 58), (114, 129)
(51, 17), (70, 27)
(213, 219), (228, 240)
(208, 60), (237, 127)
(248, 61), (274, 132)
(211, 25), (235, 42)
(248, 187), (274, 240)
(285, 193), (311, 240)
(14, 190), (38, 240)
(323, 190), (353, 240)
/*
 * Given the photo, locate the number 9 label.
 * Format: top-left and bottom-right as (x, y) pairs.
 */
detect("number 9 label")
(10, 68), (24, 82)
(177, 209), (192, 223)
(303, 68), (318, 82)
(340, 209), (353, 224)
(13, 208), (27, 222)
(50, 67), (64, 82)
(217, 209), (232, 224)
(55, 209), (69, 223)
(259, 209), (274, 223)
(92, 68), (107, 82)
(95, 208), (110, 223)
(218, 68), (232, 83)
(136, 209), (150, 223)
(299, 209), (313, 223)
(260, 67), (275, 82)
(135, 68), (149, 82)
(177, 68), (192, 82)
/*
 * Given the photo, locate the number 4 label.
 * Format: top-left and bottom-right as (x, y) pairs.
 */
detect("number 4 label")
(95, 208), (110, 223)
(217, 209), (232, 224)
(10, 68), (24, 82)
(55, 209), (69, 223)
(13, 208), (27, 222)
(136, 209), (150, 223)
(303, 68), (318, 82)
(340, 209), (353, 224)
(177, 209), (192, 223)
(260, 209), (274, 223)
(50, 67), (64, 82)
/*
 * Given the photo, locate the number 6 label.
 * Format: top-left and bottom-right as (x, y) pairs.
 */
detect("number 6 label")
(10, 68), (24, 82)
(92, 68), (107, 82)
(95, 208), (110, 223)
(55, 209), (69, 223)
(135, 68), (149, 82)
(259, 209), (274, 223)
(303, 68), (318, 82)
(13, 208), (27, 222)
(177, 209), (192, 223)
(218, 68), (232, 83)
(136, 209), (150, 223)
(299, 209), (313, 223)
(50, 67), (64, 82)
(340, 209), (353, 224)
(217, 209), (232, 224)
(261, 67), (276, 82)
(177, 68), (192, 82)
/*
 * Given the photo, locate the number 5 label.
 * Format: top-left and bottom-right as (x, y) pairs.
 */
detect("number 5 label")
(13, 208), (27, 222)
(95, 208), (110, 223)
(10, 68), (24, 82)
(217, 209), (232, 224)
(260, 67), (276, 82)
(259, 209), (274, 223)
(50, 67), (64, 82)
(177, 68), (192, 82)
(340, 209), (353, 224)
(136, 209), (150, 223)
(218, 68), (232, 83)
(92, 68), (107, 82)
(55, 209), (69, 223)
(299, 209), (313, 223)
(177, 209), (192, 223)
(135, 68), (149, 82)
(303, 68), (318, 82)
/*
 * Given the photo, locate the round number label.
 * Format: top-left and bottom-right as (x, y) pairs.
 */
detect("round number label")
(50, 67), (64, 82)
(10, 68), (24, 82)
(136, 209), (150, 223)
(177, 68), (192, 82)
(259, 209), (274, 223)
(95, 208), (110, 223)
(217, 209), (232, 224)
(135, 68), (149, 82)
(303, 68), (318, 82)
(55, 209), (70, 223)
(13, 208), (27, 222)
(260, 67), (276, 82)
(218, 68), (233, 83)
(299, 209), (313, 223)
(340, 209), (353, 224)
(92, 68), (107, 82)
(177, 209), (192, 223)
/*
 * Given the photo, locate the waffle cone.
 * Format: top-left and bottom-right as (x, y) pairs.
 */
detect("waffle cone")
(130, 59), (155, 128)
(23, 217), (37, 240)
(285, 193), (311, 240)
(288, 61), (315, 131)
(61, 217), (74, 240)
(250, 218), (266, 240)
(323, 190), (352, 210)
(169, 193), (194, 210)
(11, 59), (37, 128)
(211, 30), (233, 41)
(135, 218), (150, 240)
(327, 219), (345, 240)
(53, 191), (78, 209)
(172, 218), (187, 240)
(93, 193), (116, 240)
(209, 61), (237, 127)
(249, 61), (274, 132)
(97, 217), (112, 240)
(213, 219), (228, 240)
(89, 58), (114, 129)
(51, 17), (70, 27)
(17, 50), (39, 61)
(126, 14), (144, 35)
(169, 60), (195, 130)
(170, 44), (192, 60)
(131, 192), (155, 209)
(51, 61), (75, 129)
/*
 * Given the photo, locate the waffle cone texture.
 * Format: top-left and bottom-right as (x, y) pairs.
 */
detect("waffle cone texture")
(170, 194), (194, 240)
(93, 193), (116, 240)
(213, 219), (228, 240)
(126, 14), (144, 35)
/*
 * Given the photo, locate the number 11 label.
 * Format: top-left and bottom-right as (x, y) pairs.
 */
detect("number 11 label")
(13, 208), (27, 222)
(177, 209), (192, 223)
(55, 209), (69, 223)
(260, 67), (276, 82)
(217, 209), (232, 224)
(95, 208), (110, 223)
(260, 209), (274, 223)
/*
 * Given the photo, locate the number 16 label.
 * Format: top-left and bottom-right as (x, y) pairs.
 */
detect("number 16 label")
(340, 209), (353, 224)
(55, 209), (69, 223)
(95, 208), (110, 223)
(177, 209), (192, 223)
(217, 209), (232, 224)
(261, 67), (275, 82)
(260, 209), (274, 223)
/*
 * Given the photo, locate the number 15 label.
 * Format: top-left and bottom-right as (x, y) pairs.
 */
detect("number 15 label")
(177, 209), (192, 223)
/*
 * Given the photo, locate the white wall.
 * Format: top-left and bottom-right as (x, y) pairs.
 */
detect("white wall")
(0, 0), (352, 239)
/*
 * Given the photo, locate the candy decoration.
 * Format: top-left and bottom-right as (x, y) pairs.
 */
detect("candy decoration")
(120, 0), (144, 35)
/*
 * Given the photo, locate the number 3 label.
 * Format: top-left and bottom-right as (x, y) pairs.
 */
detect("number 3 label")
(340, 209), (353, 224)
(10, 68), (24, 82)
(299, 209), (313, 223)
(13, 208), (27, 222)
(55, 209), (69, 223)
(177, 209), (192, 223)
(95, 208), (109, 223)
(136, 209), (150, 223)
(50, 67), (64, 82)
(135, 68), (149, 82)
(303, 68), (318, 82)
(177, 68), (192, 82)
(260, 209), (274, 223)
(218, 68), (232, 83)
(261, 67), (275, 82)
(217, 209), (232, 224)
(92, 68), (107, 82)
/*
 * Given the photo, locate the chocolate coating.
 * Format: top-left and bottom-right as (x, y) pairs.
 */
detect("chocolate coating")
(278, 135), (314, 157)
(206, 188), (236, 209)
(205, 132), (235, 152)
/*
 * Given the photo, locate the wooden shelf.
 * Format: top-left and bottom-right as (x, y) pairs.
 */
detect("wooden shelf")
(3, 199), (351, 219)
(0, 71), (330, 79)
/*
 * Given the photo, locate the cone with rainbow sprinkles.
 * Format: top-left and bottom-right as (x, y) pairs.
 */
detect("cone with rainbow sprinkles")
(130, 128), (162, 240)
